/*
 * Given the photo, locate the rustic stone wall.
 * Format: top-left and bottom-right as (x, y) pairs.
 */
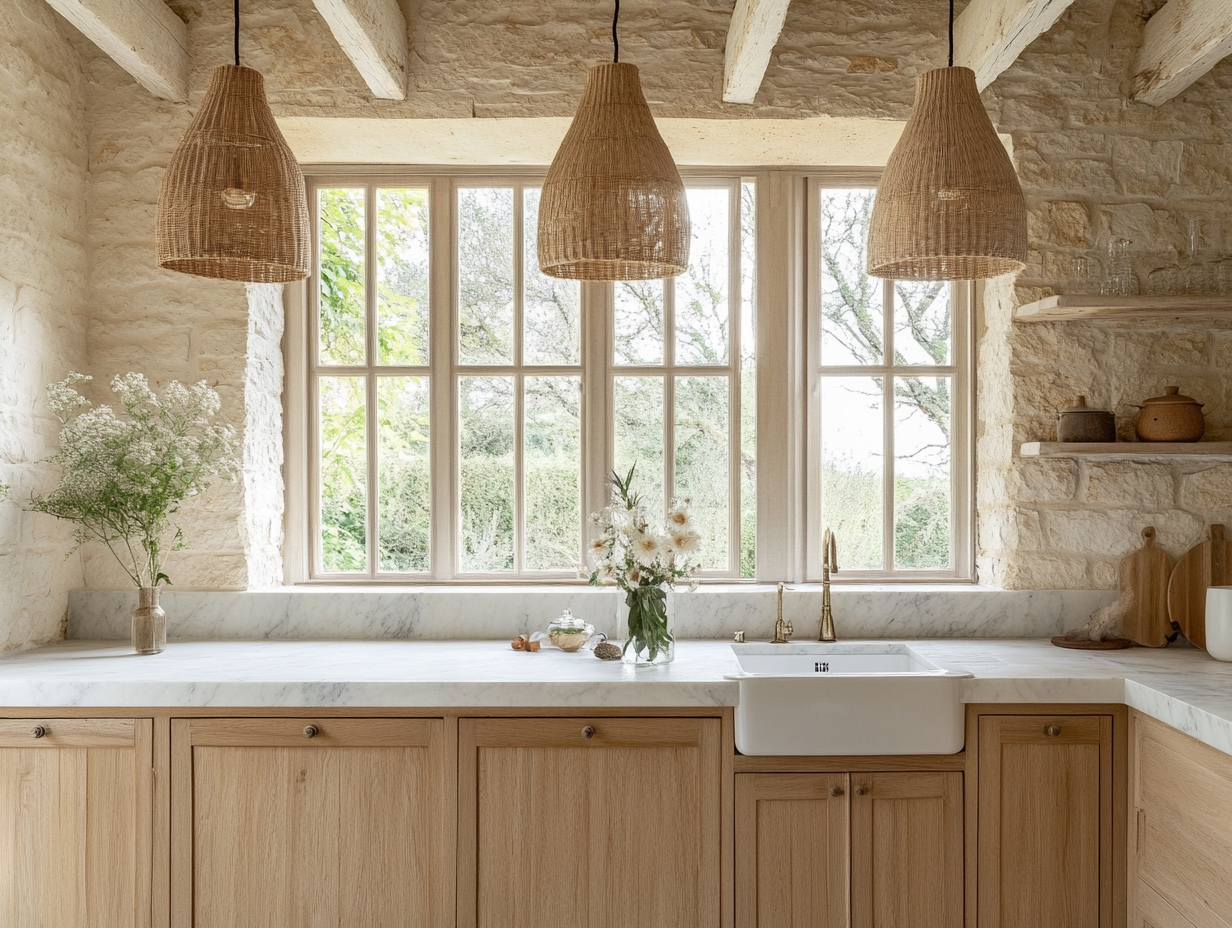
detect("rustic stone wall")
(0, 0), (89, 649)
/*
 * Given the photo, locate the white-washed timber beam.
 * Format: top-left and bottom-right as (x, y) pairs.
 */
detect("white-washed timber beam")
(43, 0), (188, 102)
(723, 0), (792, 104)
(954, 0), (1076, 91)
(311, 0), (408, 100)
(1132, 0), (1232, 106)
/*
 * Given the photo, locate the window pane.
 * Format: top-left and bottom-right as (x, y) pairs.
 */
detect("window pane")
(523, 188), (580, 365)
(615, 281), (664, 365)
(820, 189), (882, 366)
(894, 376), (952, 569)
(376, 188), (430, 366)
(613, 376), (664, 519)
(894, 281), (951, 366)
(319, 376), (367, 572)
(459, 376), (514, 571)
(318, 188), (366, 365)
(377, 376), (430, 572)
(740, 180), (757, 578)
(675, 188), (729, 365)
(820, 376), (883, 570)
(524, 376), (581, 569)
(458, 188), (514, 364)
(676, 376), (730, 570)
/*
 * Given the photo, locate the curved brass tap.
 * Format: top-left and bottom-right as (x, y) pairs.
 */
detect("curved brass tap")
(820, 529), (839, 641)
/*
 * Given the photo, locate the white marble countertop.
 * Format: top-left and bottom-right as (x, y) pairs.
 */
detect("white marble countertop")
(3, 638), (1232, 756)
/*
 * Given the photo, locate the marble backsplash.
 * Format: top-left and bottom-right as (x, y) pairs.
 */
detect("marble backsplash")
(67, 585), (1118, 642)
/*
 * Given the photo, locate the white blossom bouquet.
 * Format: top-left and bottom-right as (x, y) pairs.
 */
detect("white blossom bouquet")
(30, 372), (238, 590)
(586, 465), (701, 661)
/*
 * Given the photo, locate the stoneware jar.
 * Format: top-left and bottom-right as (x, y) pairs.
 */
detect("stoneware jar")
(1135, 386), (1205, 442)
(1057, 395), (1115, 443)
(1205, 586), (1232, 662)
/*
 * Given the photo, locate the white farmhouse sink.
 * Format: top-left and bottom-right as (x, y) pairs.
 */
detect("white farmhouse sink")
(727, 642), (971, 756)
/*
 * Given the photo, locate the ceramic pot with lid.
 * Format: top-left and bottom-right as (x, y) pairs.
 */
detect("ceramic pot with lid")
(1135, 386), (1205, 442)
(1057, 395), (1115, 443)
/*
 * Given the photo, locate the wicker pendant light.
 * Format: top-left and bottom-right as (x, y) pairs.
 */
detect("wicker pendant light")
(538, 1), (689, 281)
(156, 1), (308, 282)
(866, 0), (1027, 281)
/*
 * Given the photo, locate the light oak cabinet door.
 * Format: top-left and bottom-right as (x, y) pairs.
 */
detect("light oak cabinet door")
(977, 714), (1112, 928)
(0, 717), (153, 928)
(1132, 880), (1197, 928)
(734, 773), (849, 928)
(851, 771), (963, 928)
(458, 717), (722, 928)
(171, 718), (451, 928)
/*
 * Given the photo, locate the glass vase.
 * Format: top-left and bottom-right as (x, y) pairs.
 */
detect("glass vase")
(132, 586), (166, 655)
(617, 583), (675, 665)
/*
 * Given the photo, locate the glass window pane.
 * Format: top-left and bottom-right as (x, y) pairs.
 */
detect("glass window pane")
(319, 376), (367, 572)
(740, 180), (757, 578)
(613, 376), (665, 520)
(820, 189), (882, 366)
(524, 376), (581, 570)
(615, 281), (664, 365)
(458, 188), (514, 364)
(894, 281), (951, 365)
(523, 188), (580, 365)
(820, 376), (883, 570)
(675, 188), (730, 365)
(459, 376), (514, 571)
(318, 188), (366, 365)
(894, 376), (952, 569)
(676, 376), (730, 570)
(377, 376), (430, 572)
(376, 188), (430, 366)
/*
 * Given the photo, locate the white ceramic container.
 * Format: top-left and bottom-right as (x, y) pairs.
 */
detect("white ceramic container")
(1206, 586), (1232, 662)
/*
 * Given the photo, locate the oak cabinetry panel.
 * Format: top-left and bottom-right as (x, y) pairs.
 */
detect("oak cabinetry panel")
(458, 717), (722, 928)
(0, 718), (152, 928)
(172, 718), (451, 928)
(1131, 880), (1197, 928)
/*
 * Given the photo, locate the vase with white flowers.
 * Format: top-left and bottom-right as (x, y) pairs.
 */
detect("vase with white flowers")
(586, 465), (701, 665)
(29, 373), (238, 654)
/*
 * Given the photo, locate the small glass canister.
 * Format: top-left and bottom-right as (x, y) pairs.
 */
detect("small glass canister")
(547, 609), (594, 652)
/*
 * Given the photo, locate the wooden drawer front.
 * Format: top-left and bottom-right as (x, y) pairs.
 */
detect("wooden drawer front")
(1133, 880), (1197, 928)
(1134, 715), (1232, 928)
(460, 717), (722, 928)
(0, 718), (152, 928)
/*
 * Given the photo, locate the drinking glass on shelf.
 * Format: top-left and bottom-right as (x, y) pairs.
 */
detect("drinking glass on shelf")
(1069, 255), (1102, 295)
(1101, 239), (1137, 296)
(1184, 217), (1212, 295)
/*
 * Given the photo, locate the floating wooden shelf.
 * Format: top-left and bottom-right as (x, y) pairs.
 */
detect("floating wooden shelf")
(1021, 441), (1232, 460)
(1014, 294), (1232, 323)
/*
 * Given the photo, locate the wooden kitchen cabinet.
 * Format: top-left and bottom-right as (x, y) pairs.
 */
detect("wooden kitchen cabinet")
(735, 770), (963, 928)
(457, 716), (723, 928)
(0, 717), (153, 928)
(171, 717), (452, 928)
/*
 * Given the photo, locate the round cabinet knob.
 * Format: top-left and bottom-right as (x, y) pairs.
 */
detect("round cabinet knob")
(581, 726), (595, 740)
(31, 725), (47, 739)
(855, 785), (869, 796)
(303, 725), (319, 739)
(1044, 724), (1061, 738)
(829, 786), (844, 797)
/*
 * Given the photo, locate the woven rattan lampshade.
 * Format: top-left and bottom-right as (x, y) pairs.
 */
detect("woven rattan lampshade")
(157, 65), (309, 282)
(867, 66), (1027, 281)
(538, 62), (689, 281)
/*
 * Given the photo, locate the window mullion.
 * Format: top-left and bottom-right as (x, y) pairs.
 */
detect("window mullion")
(431, 177), (456, 580)
(882, 277), (895, 573)
(364, 183), (379, 579)
(664, 276), (676, 522)
(583, 280), (612, 560)
(727, 181), (742, 576)
(513, 185), (525, 573)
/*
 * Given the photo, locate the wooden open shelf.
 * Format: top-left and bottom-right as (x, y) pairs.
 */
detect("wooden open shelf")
(1014, 294), (1232, 323)
(1021, 441), (1232, 460)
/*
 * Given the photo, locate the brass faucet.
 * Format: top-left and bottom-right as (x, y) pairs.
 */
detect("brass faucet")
(771, 582), (793, 643)
(820, 529), (839, 641)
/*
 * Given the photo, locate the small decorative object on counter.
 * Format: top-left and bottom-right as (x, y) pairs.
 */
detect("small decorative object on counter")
(1057, 395), (1116, 443)
(547, 609), (595, 652)
(511, 635), (541, 652)
(1051, 589), (1133, 650)
(1135, 386), (1205, 442)
(1204, 587), (1232, 661)
(593, 641), (622, 661)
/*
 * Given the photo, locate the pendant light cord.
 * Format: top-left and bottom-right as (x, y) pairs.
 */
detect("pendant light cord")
(612, 0), (620, 63)
(948, 0), (954, 67)
(234, 0), (240, 67)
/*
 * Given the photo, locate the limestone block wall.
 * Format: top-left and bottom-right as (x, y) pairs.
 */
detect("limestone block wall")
(977, 0), (1232, 588)
(0, 0), (89, 649)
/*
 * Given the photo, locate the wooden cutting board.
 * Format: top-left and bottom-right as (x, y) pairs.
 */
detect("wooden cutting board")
(1119, 527), (1176, 648)
(1166, 524), (1232, 651)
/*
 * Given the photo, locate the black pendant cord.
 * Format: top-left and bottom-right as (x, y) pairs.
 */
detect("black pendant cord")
(234, 0), (240, 67)
(948, 0), (954, 67)
(613, 0), (620, 63)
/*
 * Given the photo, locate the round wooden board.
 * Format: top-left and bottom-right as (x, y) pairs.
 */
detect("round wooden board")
(1167, 525), (1232, 651)
(1051, 636), (1134, 650)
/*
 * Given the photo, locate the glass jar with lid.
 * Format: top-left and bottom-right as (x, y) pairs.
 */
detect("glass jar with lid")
(547, 609), (594, 652)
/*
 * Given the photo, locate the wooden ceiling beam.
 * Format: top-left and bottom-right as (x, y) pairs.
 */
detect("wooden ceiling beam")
(723, 0), (792, 105)
(1132, 0), (1232, 106)
(954, 0), (1076, 91)
(43, 0), (188, 101)
(311, 0), (408, 101)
